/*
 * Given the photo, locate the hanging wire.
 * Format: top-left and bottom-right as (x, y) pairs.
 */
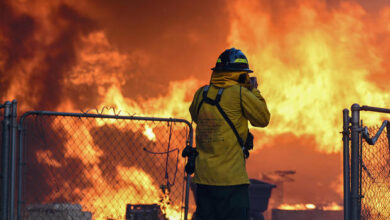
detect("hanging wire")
(143, 147), (179, 155)
(142, 121), (180, 188)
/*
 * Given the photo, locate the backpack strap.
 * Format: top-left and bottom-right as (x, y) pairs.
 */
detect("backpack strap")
(196, 85), (245, 149)
(196, 85), (223, 114)
(215, 99), (245, 148)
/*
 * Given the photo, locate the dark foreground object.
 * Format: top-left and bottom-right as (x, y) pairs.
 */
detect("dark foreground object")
(196, 184), (250, 220)
(249, 179), (276, 220)
(126, 204), (165, 220)
(191, 179), (275, 220)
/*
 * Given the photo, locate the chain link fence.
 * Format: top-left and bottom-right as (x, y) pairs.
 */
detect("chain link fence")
(343, 105), (390, 220)
(361, 125), (390, 220)
(18, 112), (192, 220)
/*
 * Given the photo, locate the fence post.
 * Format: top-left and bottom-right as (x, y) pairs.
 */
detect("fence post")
(351, 104), (361, 220)
(184, 129), (193, 220)
(1, 101), (11, 220)
(184, 174), (190, 220)
(17, 113), (24, 220)
(9, 100), (17, 220)
(343, 109), (350, 220)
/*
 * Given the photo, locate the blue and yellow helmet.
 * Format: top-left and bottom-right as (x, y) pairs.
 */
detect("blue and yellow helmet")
(211, 48), (253, 73)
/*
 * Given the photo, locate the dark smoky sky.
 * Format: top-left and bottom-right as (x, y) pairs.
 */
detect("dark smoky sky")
(77, 0), (231, 99)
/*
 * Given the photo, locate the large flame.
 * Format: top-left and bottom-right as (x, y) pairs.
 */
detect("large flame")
(36, 115), (185, 220)
(227, 0), (390, 152)
(2, 0), (390, 218)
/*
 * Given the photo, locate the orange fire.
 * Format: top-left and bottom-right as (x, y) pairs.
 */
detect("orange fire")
(2, 0), (390, 218)
(227, 0), (390, 153)
(278, 203), (316, 210)
(39, 116), (185, 219)
(278, 202), (342, 211)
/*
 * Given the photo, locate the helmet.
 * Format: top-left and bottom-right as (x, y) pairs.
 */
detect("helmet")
(211, 48), (253, 73)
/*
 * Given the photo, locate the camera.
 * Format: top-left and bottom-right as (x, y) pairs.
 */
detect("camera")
(182, 145), (198, 174)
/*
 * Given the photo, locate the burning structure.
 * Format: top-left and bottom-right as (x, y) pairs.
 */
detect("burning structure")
(2, 0), (390, 219)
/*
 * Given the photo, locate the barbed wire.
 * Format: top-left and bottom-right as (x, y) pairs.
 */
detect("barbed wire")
(81, 106), (136, 117)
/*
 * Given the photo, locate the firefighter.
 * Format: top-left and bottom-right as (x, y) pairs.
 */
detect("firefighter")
(189, 48), (270, 220)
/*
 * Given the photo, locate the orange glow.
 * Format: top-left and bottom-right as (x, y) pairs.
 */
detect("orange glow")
(322, 202), (343, 211)
(227, 0), (390, 153)
(3, 0), (390, 218)
(36, 150), (61, 167)
(143, 125), (156, 142)
(277, 202), (343, 211)
(278, 203), (316, 210)
(44, 117), (184, 220)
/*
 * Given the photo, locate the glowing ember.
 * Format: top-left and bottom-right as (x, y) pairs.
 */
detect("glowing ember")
(35, 150), (61, 168)
(143, 125), (156, 142)
(277, 202), (343, 211)
(322, 202), (343, 211)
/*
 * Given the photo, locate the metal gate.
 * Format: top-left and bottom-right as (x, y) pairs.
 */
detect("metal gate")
(0, 102), (193, 220)
(343, 104), (390, 220)
(17, 111), (193, 220)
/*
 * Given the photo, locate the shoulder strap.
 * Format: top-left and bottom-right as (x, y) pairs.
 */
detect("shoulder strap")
(215, 100), (245, 148)
(196, 85), (245, 148)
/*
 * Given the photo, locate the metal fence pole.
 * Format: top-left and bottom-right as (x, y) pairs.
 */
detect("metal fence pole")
(9, 100), (17, 220)
(16, 115), (24, 220)
(183, 130), (193, 220)
(343, 109), (350, 220)
(351, 104), (361, 220)
(184, 174), (190, 220)
(1, 101), (11, 220)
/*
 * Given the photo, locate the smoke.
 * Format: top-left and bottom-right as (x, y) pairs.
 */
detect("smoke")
(0, 0), (230, 111)
(0, 1), (99, 110)
(2, 0), (390, 211)
(0, 1), (36, 101)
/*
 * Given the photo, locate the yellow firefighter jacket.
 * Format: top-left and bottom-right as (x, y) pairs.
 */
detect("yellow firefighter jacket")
(189, 71), (270, 186)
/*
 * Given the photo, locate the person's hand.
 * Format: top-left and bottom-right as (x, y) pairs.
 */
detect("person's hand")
(249, 77), (258, 90)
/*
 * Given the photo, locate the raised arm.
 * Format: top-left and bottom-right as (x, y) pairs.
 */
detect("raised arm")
(241, 87), (270, 127)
